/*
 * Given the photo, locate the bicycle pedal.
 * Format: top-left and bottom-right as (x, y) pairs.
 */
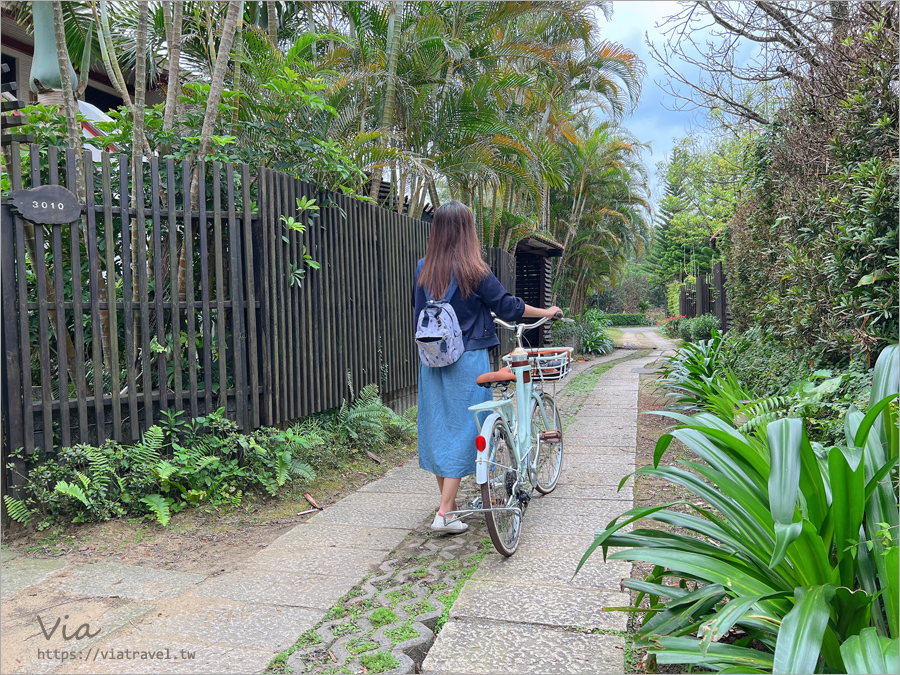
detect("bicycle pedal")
(540, 430), (562, 443)
(466, 497), (483, 510)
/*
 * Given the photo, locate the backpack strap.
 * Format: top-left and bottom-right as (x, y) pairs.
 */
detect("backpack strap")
(417, 259), (458, 304)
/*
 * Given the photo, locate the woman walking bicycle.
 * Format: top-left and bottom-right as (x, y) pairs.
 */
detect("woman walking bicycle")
(413, 200), (560, 533)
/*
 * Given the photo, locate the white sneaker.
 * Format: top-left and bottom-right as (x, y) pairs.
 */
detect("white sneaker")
(431, 512), (468, 534)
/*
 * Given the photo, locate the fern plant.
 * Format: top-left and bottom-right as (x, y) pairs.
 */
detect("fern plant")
(3, 495), (34, 524)
(335, 380), (388, 450)
(140, 494), (172, 526)
(385, 406), (418, 445)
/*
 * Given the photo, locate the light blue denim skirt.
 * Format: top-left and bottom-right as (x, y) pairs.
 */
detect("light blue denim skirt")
(417, 349), (493, 478)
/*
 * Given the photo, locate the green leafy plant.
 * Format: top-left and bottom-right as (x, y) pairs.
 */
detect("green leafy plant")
(578, 344), (900, 673)
(604, 312), (652, 326)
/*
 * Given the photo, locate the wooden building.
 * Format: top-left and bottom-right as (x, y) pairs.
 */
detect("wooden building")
(515, 233), (564, 347)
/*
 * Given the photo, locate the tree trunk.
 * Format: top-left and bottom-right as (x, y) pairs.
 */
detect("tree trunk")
(130, 1), (149, 373)
(232, 3), (245, 131)
(306, 2), (316, 59)
(43, 1), (86, 383)
(91, 2), (153, 159)
(488, 182), (499, 247)
(163, 1), (183, 134)
(368, 0), (403, 201)
(427, 178), (440, 212)
(267, 0), (278, 45)
(180, 0), (242, 299)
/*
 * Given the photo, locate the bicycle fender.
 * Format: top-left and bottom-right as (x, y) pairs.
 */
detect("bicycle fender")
(475, 413), (501, 484)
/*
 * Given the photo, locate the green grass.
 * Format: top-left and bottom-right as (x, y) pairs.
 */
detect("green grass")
(357, 652), (400, 673)
(408, 566), (429, 579)
(407, 599), (436, 616)
(345, 636), (379, 656)
(369, 607), (398, 628)
(332, 621), (358, 636)
(385, 586), (416, 606)
(385, 621), (419, 644)
(434, 551), (487, 633)
(569, 627), (638, 672)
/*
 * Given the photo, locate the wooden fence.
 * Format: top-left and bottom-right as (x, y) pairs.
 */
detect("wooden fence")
(485, 247), (516, 370)
(1, 143), (518, 486)
(678, 261), (731, 330)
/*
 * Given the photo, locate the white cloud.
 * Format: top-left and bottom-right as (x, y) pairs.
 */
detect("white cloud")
(595, 1), (703, 208)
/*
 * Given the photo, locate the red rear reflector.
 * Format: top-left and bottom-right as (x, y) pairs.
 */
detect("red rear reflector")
(475, 435), (487, 451)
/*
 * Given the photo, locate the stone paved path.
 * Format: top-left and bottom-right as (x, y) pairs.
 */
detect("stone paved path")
(422, 328), (675, 674)
(1, 328), (673, 675)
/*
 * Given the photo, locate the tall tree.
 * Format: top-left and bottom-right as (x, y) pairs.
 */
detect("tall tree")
(162, 1), (184, 134)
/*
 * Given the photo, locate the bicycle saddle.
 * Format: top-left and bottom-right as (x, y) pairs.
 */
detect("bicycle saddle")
(476, 366), (516, 387)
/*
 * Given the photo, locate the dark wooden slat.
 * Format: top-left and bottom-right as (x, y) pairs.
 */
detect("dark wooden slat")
(255, 168), (273, 425)
(119, 155), (139, 441)
(225, 163), (246, 430)
(1, 99), (27, 112)
(322, 187), (338, 408)
(166, 159), (183, 412)
(100, 154), (122, 436)
(150, 157), (167, 414)
(48, 147), (71, 448)
(349, 195), (363, 392)
(184, 163), (199, 420)
(2, 114), (27, 127)
(85, 151), (107, 444)
(302, 180), (319, 414)
(11, 145), (35, 453)
(134, 155), (153, 430)
(386, 210), (397, 394)
(291, 178), (304, 417)
(270, 169), (283, 424)
(197, 161), (213, 415)
(339, 193), (356, 396)
(212, 164), (227, 412)
(274, 173), (286, 422)
(374, 205), (386, 402)
(300, 180), (315, 416)
(364, 201), (378, 390)
(283, 174), (296, 419)
(66, 149), (88, 442)
(1, 189), (25, 455)
(30, 146), (55, 451)
(242, 164), (260, 429)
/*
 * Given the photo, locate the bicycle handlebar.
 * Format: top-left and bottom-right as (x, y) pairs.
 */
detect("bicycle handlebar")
(491, 313), (573, 333)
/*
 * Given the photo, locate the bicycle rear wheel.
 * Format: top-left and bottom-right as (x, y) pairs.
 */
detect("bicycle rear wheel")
(480, 417), (521, 556)
(532, 393), (563, 494)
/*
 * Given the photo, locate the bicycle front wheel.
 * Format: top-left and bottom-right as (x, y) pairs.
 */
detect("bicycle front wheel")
(532, 393), (563, 494)
(480, 417), (521, 556)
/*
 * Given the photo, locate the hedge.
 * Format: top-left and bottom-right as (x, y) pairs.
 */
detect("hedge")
(604, 313), (651, 326)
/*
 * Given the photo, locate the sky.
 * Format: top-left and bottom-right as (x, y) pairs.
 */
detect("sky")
(597, 1), (706, 209)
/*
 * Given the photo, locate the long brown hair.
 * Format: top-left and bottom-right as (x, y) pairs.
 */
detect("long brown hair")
(419, 200), (488, 299)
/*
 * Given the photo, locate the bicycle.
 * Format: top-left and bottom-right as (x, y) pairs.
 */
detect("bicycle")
(443, 314), (573, 556)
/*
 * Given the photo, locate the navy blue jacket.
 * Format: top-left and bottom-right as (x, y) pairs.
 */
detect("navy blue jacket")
(414, 259), (526, 352)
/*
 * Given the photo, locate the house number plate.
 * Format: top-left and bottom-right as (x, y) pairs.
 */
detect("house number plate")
(11, 185), (82, 225)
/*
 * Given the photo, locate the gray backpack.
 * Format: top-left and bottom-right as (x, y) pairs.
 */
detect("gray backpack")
(415, 262), (464, 368)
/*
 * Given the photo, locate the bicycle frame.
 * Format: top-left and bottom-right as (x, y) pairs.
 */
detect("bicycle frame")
(443, 316), (557, 524)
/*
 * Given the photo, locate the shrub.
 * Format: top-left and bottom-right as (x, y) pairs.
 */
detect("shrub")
(579, 344), (900, 673)
(604, 313), (651, 326)
(550, 308), (614, 355)
(579, 309), (614, 355)
(688, 314), (720, 341)
(657, 315), (685, 339)
(4, 385), (417, 529)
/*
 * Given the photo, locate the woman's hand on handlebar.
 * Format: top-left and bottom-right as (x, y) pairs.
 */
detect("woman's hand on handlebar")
(521, 303), (563, 319)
